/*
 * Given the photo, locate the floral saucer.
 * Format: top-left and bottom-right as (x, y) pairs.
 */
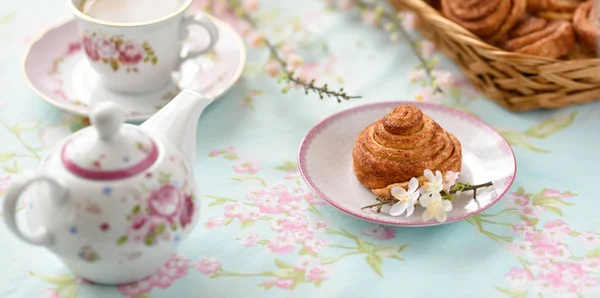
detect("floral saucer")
(298, 101), (516, 227)
(23, 17), (245, 121)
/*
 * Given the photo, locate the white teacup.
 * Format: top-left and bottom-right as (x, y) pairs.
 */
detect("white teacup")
(68, 0), (218, 94)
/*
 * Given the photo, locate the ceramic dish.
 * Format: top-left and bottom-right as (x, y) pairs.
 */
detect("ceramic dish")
(23, 16), (245, 121)
(298, 101), (516, 227)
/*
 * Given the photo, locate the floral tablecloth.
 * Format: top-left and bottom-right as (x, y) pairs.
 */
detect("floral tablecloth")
(2, 0), (600, 297)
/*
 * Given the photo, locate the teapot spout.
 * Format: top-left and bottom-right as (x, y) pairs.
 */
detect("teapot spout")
(140, 89), (212, 165)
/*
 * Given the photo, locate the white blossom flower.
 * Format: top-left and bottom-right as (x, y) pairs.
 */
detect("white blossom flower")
(420, 192), (452, 222)
(389, 177), (420, 217)
(443, 171), (460, 192)
(420, 169), (444, 196)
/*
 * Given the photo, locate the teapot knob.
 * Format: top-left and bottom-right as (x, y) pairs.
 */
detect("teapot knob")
(91, 102), (126, 142)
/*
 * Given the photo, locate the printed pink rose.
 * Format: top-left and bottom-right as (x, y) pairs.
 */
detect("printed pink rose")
(267, 236), (295, 254)
(274, 279), (294, 289)
(363, 225), (396, 240)
(118, 43), (144, 65)
(66, 42), (82, 56)
(118, 254), (189, 297)
(127, 214), (167, 243)
(205, 216), (225, 229)
(193, 257), (221, 275)
(149, 185), (183, 222)
(179, 194), (195, 228)
(83, 36), (99, 61)
(127, 214), (151, 241)
(95, 37), (118, 58)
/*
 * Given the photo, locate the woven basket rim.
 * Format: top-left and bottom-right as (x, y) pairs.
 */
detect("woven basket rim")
(399, 0), (600, 63)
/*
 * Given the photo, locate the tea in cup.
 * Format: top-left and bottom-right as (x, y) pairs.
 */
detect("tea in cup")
(68, 0), (219, 94)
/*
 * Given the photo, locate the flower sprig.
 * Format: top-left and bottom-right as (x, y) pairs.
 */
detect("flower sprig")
(223, 0), (361, 102)
(361, 169), (493, 222)
(326, 0), (442, 94)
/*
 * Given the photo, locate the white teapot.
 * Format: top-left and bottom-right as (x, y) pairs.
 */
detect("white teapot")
(3, 89), (212, 285)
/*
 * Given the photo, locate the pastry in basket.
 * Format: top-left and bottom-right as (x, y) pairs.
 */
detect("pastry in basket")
(527, 0), (584, 20)
(573, 0), (599, 54)
(352, 105), (462, 199)
(501, 16), (575, 58)
(440, 0), (527, 43)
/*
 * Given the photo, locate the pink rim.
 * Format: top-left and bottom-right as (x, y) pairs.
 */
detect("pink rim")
(297, 101), (517, 227)
(61, 141), (159, 181)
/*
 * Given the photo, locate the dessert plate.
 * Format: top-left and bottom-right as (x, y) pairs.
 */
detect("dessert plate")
(23, 17), (246, 121)
(298, 101), (516, 227)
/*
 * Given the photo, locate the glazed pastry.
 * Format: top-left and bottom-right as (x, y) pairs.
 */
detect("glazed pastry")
(501, 16), (575, 58)
(352, 105), (462, 199)
(527, 0), (584, 20)
(573, 0), (599, 54)
(441, 0), (527, 43)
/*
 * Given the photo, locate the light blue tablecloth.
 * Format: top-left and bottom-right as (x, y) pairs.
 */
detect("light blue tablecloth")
(2, 0), (600, 297)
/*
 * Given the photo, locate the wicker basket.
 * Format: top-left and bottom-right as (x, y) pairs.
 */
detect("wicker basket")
(389, 0), (600, 111)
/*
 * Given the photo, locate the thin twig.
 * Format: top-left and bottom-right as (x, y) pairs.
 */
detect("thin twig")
(228, 0), (361, 102)
(361, 181), (493, 212)
(354, 1), (443, 94)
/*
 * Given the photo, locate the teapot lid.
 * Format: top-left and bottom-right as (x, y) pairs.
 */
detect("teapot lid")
(61, 102), (158, 180)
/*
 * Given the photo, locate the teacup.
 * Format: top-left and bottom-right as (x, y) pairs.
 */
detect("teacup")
(68, 0), (219, 94)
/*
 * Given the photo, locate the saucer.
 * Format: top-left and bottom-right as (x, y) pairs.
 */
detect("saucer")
(23, 17), (246, 121)
(298, 101), (516, 227)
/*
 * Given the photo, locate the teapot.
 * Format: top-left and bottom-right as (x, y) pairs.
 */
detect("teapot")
(3, 89), (212, 285)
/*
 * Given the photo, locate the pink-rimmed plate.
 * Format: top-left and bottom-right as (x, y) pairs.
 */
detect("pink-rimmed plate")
(298, 101), (516, 227)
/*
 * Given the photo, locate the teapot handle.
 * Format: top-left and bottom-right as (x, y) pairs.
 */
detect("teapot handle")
(3, 173), (67, 246)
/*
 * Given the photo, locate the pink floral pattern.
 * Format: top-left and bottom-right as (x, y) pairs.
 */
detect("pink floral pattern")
(82, 32), (157, 72)
(118, 178), (196, 246)
(467, 187), (600, 297)
(197, 147), (409, 290)
(118, 254), (190, 297)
